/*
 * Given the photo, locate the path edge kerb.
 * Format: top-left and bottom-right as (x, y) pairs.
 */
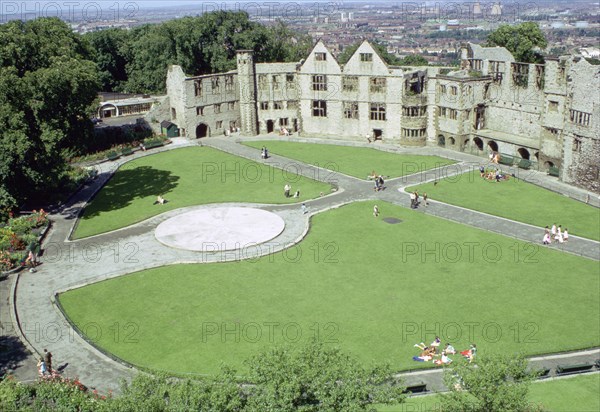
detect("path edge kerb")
(10, 272), (39, 360)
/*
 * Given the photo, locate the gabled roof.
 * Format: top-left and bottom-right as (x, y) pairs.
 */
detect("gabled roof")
(161, 120), (175, 128)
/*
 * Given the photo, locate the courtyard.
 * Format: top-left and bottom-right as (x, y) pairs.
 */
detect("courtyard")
(11, 137), (600, 403)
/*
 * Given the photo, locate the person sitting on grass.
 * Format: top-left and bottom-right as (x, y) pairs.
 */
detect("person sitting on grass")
(460, 344), (477, 363)
(155, 195), (166, 205)
(444, 343), (456, 354)
(434, 351), (453, 365)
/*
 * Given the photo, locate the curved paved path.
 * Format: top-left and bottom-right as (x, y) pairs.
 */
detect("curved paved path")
(6, 136), (600, 393)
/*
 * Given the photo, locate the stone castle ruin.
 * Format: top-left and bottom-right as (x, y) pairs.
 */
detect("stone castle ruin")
(164, 40), (600, 193)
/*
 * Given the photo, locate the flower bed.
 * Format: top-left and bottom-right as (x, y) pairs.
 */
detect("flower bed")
(0, 210), (48, 272)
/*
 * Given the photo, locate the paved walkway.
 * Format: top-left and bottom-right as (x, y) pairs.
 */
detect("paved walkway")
(3, 136), (599, 394)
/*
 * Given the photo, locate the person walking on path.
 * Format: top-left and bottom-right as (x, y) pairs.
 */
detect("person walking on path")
(43, 349), (52, 374)
(301, 203), (308, 214)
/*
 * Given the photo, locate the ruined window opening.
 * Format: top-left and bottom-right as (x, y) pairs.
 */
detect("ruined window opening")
(260, 102), (269, 110)
(212, 77), (221, 94)
(548, 101), (558, 113)
(370, 103), (386, 121)
(214, 104), (221, 114)
(343, 101), (359, 119)
(315, 52), (327, 61)
(286, 74), (295, 83)
(287, 101), (298, 109)
(569, 110), (591, 126)
(273, 101), (283, 110)
(360, 53), (373, 62)
(312, 75), (328, 91)
(573, 136), (582, 152)
(535, 65), (545, 89)
(312, 100), (327, 117)
(171, 107), (177, 119)
(258, 74), (267, 90)
(280, 118), (289, 126)
(196, 106), (204, 116)
(194, 80), (203, 97)
(511, 63), (529, 88)
(370, 77), (386, 93)
(342, 76), (359, 92)
(216, 120), (223, 129)
(228, 101), (235, 110)
(272, 75), (281, 91)
(225, 75), (234, 91)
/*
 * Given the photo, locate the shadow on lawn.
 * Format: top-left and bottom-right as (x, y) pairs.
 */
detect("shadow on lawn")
(81, 166), (180, 218)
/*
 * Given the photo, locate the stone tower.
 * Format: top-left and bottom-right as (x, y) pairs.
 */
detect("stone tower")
(236, 50), (258, 135)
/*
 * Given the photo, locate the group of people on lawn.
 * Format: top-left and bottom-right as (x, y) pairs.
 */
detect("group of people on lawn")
(413, 337), (477, 366)
(479, 165), (510, 182)
(543, 224), (569, 245)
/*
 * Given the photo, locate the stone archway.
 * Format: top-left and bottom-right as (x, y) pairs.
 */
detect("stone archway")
(517, 147), (530, 160)
(438, 135), (446, 147)
(448, 136), (455, 146)
(196, 123), (209, 138)
(473, 137), (484, 151)
(543, 161), (554, 171)
(487, 140), (498, 152)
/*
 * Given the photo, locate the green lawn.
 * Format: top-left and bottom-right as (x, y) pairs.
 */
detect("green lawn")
(407, 170), (600, 241)
(73, 147), (331, 238)
(376, 373), (600, 411)
(243, 141), (455, 179)
(59, 201), (600, 376)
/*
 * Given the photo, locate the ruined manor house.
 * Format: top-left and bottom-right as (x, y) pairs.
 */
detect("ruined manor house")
(160, 40), (600, 193)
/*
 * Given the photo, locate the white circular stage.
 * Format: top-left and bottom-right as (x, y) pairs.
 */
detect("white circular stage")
(155, 207), (285, 252)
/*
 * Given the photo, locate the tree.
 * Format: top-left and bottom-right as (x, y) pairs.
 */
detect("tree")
(0, 18), (100, 211)
(121, 12), (309, 94)
(84, 28), (130, 92)
(486, 22), (547, 63)
(441, 354), (543, 412)
(398, 54), (429, 66)
(244, 342), (405, 411)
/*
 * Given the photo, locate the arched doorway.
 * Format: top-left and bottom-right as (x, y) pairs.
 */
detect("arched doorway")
(196, 123), (209, 138)
(438, 135), (446, 147)
(534, 151), (539, 161)
(266, 120), (275, 133)
(448, 137), (455, 146)
(473, 137), (484, 151)
(517, 148), (530, 160)
(487, 140), (498, 152)
(543, 161), (554, 172)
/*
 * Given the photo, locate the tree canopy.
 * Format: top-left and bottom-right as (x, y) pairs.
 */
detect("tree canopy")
(441, 354), (543, 412)
(0, 18), (100, 212)
(486, 22), (547, 63)
(87, 12), (313, 94)
(0, 343), (405, 411)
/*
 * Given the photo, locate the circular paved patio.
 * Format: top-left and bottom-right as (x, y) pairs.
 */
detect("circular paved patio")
(154, 206), (285, 252)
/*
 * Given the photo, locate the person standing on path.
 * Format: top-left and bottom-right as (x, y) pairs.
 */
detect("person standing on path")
(43, 349), (52, 374)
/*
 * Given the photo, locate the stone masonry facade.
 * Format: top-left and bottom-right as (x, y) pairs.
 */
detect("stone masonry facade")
(164, 40), (600, 193)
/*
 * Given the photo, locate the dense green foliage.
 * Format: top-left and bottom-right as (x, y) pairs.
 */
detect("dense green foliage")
(85, 13), (312, 93)
(441, 354), (543, 411)
(337, 41), (428, 66)
(486, 22), (547, 63)
(0, 344), (405, 411)
(0, 18), (100, 213)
